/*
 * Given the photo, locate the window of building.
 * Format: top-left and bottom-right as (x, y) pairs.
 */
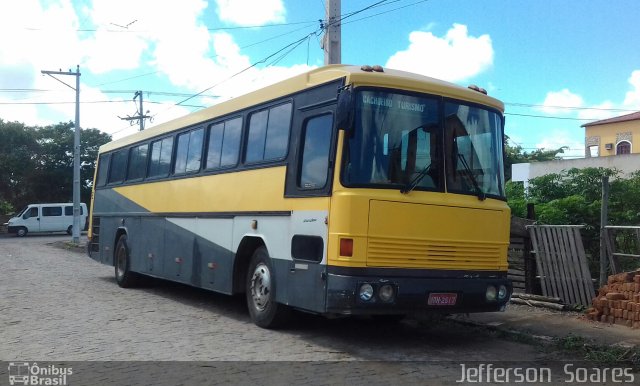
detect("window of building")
(206, 117), (242, 169)
(127, 143), (149, 181)
(299, 114), (333, 189)
(246, 103), (292, 163)
(148, 137), (173, 178)
(616, 141), (631, 155)
(174, 128), (204, 174)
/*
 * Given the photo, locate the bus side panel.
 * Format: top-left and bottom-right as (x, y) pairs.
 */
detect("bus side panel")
(137, 217), (166, 276)
(163, 217), (237, 295)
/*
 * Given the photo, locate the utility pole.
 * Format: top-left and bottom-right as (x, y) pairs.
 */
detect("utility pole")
(599, 176), (609, 287)
(323, 0), (341, 65)
(41, 65), (81, 244)
(119, 91), (151, 131)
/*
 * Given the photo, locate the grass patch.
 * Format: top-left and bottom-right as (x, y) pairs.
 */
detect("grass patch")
(555, 334), (640, 367)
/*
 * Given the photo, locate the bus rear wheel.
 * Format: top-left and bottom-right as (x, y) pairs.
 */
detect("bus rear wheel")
(246, 246), (290, 328)
(114, 235), (139, 288)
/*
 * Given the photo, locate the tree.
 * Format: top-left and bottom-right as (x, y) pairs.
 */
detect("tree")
(0, 120), (111, 213)
(0, 120), (38, 211)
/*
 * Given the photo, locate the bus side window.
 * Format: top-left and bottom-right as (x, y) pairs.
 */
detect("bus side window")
(246, 102), (292, 163)
(148, 137), (173, 178)
(206, 117), (242, 170)
(299, 114), (333, 189)
(96, 153), (111, 187)
(108, 149), (128, 184)
(174, 128), (204, 174)
(127, 143), (149, 181)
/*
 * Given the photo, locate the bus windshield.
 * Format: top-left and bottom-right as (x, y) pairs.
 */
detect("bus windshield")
(343, 90), (441, 191)
(342, 89), (505, 198)
(444, 101), (505, 198)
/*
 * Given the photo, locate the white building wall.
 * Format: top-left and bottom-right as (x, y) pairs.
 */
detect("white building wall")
(512, 153), (640, 183)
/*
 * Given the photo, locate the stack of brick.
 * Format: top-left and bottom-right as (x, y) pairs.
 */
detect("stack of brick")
(586, 270), (640, 329)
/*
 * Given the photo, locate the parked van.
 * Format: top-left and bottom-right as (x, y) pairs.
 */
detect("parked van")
(6, 203), (88, 237)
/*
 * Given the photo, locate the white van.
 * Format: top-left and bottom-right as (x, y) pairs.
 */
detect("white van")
(6, 203), (88, 237)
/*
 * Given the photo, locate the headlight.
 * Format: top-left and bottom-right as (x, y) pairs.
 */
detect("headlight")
(359, 283), (374, 302)
(498, 285), (508, 300)
(485, 285), (497, 301)
(378, 284), (395, 303)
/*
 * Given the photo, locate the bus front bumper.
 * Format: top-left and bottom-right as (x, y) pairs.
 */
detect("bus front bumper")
(325, 268), (512, 315)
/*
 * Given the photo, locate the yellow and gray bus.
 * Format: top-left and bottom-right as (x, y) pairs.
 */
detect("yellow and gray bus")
(88, 65), (511, 328)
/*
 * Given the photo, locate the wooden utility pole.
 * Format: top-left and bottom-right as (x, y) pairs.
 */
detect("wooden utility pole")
(599, 176), (609, 287)
(323, 0), (341, 65)
(41, 66), (82, 245)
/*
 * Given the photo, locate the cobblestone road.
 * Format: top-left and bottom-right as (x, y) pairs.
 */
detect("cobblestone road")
(0, 234), (585, 385)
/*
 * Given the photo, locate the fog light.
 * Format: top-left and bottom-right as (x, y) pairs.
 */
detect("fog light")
(359, 283), (374, 302)
(485, 285), (497, 301)
(379, 284), (395, 303)
(498, 285), (508, 300)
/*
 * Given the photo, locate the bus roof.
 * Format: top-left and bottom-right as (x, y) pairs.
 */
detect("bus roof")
(100, 64), (504, 153)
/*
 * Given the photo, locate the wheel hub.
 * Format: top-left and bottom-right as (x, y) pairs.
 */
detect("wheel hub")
(250, 263), (271, 311)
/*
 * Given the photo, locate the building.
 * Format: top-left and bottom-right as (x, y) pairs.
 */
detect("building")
(583, 111), (640, 157)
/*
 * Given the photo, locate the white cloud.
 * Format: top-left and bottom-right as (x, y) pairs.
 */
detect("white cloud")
(215, 0), (285, 26)
(539, 89), (584, 115)
(623, 70), (640, 109)
(536, 131), (584, 159)
(385, 24), (493, 82)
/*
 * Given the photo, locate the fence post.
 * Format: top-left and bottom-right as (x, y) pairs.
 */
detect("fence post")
(525, 203), (537, 293)
(599, 176), (609, 287)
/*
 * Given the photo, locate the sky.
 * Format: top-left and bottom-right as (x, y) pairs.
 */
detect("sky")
(1, 0), (639, 158)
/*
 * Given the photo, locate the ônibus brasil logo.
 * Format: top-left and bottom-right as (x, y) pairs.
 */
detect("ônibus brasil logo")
(8, 362), (72, 386)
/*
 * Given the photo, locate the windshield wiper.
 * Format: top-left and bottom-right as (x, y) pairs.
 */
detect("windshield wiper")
(401, 163), (432, 194)
(457, 154), (486, 200)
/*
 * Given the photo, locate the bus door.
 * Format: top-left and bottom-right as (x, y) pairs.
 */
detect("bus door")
(284, 99), (337, 312)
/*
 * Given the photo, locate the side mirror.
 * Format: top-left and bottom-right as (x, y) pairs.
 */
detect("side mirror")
(336, 87), (354, 134)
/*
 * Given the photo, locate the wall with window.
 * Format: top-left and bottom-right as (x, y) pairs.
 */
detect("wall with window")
(584, 119), (640, 157)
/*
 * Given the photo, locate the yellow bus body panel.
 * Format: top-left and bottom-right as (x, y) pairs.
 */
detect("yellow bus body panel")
(113, 167), (329, 213)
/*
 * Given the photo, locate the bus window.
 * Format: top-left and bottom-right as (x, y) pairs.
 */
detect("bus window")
(96, 153), (110, 187)
(206, 117), (241, 170)
(127, 143), (149, 181)
(299, 114), (333, 189)
(246, 103), (292, 163)
(174, 128), (204, 174)
(148, 137), (173, 178)
(108, 149), (127, 184)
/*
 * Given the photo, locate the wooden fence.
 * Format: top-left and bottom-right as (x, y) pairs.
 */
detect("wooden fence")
(526, 225), (595, 307)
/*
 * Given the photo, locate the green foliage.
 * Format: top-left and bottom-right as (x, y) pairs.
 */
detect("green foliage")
(0, 200), (13, 215)
(0, 119), (111, 210)
(507, 167), (640, 275)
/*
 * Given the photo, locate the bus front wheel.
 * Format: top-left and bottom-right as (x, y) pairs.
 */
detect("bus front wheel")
(246, 246), (290, 328)
(114, 235), (139, 288)
(16, 227), (28, 237)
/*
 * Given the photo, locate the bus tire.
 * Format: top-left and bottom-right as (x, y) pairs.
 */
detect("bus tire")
(246, 246), (290, 328)
(114, 234), (139, 288)
(67, 225), (73, 235)
(16, 227), (27, 237)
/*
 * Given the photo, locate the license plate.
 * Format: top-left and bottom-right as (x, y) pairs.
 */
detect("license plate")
(428, 293), (458, 306)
